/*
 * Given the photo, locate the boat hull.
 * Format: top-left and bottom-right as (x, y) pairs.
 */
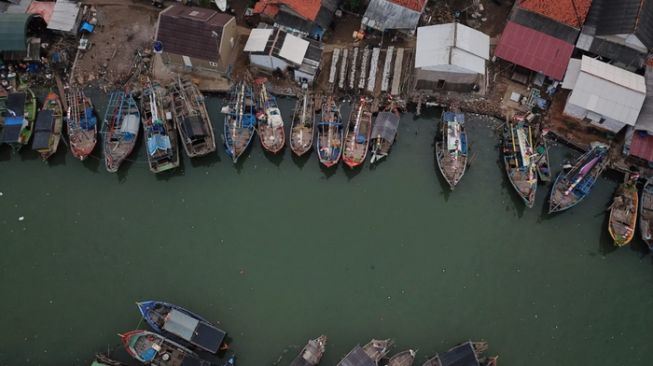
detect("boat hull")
(435, 112), (467, 189)
(342, 99), (372, 169)
(502, 123), (536, 207)
(609, 177), (638, 246)
(639, 180), (653, 251)
(34, 92), (64, 161)
(66, 89), (97, 161)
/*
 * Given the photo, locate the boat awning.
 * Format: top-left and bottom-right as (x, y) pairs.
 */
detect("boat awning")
(6, 92), (26, 116)
(336, 346), (376, 366)
(629, 130), (653, 162)
(32, 131), (52, 150)
(35, 110), (54, 132)
(163, 309), (226, 353)
(182, 115), (207, 139)
(0, 124), (22, 143)
(191, 321), (226, 353)
(437, 342), (479, 366)
(370, 112), (400, 144)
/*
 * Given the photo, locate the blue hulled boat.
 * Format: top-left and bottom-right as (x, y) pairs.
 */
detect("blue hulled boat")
(137, 301), (227, 354)
(222, 81), (256, 163)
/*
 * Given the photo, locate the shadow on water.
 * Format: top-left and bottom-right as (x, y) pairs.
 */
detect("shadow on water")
(189, 150), (221, 168)
(343, 163), (363, 179)
(496, 155), (527, 218)
(46, 148), (68, 167)
(19, 147), (40, 161)
(263, 149), (284, 166)
(319, 163), (337, 179)
(291, 151), (312, 169)
(0, 145), (10, 162)
(155, 158), (186, 181)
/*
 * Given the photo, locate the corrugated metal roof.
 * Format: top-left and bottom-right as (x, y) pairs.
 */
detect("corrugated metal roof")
(635, 65), (653, 133)
(565, 56), (646, 126)
(47, 0), (80, 33)
(561, 58), (581, 89)
(494, 21), (574, 80)
(0, 13), (33, 51)
(628, 130), (653, 161)
(511, 8), (579, 44)
(589, 0), (653, 49)
(362, 0), (420, 32)
(279, 34), (309, 65)
(244, 28), (273, 52)
(415, 23), (489, 75)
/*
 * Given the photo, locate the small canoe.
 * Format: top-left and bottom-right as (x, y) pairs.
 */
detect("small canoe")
(370, 111), (400, 164)
(65, 87), (97, 160)
(388, 349), (416, 366)
(222, 81), (257, 163)
(316, 96), (343, 167)
(342, 97), (372, 168)
(256, 82), (285, 154)
(120, 329), (211, 366)
(0, 89), (36, 151)
(290, 90), (315, 156)
(32, 92), (63, 161)
(141, 82), (179, 173)
(102, 91), (140, 173)
(639, 178), (653, 251)
(171, 78), (216, 158)
(609, 172), (639, 246)
(436, 111), (467, 189)
(502, 120), (537, 207)
(289, 335), (327, 366)
(137, 300), (227, 354)
(549, 142), (609, 213)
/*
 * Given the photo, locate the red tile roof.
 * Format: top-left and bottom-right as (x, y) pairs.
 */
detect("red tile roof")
(629, 131), (653, 162)
(253, 0), (322, 21)
(519, 0), (592, 28)
(494, 21), (574, 80)
(388, 0), (427, 12)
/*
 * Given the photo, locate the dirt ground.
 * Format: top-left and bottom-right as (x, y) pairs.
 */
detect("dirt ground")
(72, 0), (160, 86)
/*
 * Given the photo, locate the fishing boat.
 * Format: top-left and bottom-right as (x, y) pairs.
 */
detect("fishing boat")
(422, 341), (496, 366)
(141, 82), (179, 173)
(31, 92), (63, 160)
(337, 339), (393, 366)
(170, 78), (216, 158)
(388, 350), (416, 366)
(92, 354), (125, 366)
(639, 178), (653, 251)
(290, 90), (315, 156)
(342, 97), (372, 168)
(535, 128), (551, 182)
(0, 89), (36, 151)
(222, 81), (257, 163)
(102, 91), (140, 173)
(549, 142), (609, 213)
(137, 300), (227, 354)
(256, 81), (285, 153)
(369, 111), (400, 164)
(316, 96), (343, 167)
(435, 111), (468, 189)
(119, 329), (211, 366)
(502, 119), (537, 207)
(362, 338), (393, 363)
(609, 172), (639, 247)
(289, 335), (327, 366)
(65, 87), (97, 160)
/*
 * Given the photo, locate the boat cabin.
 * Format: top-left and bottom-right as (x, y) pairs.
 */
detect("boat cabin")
(32, 110), (54, 151)
(163, 309), (226, 354)
(181, 115), (208, 142)
(435, 341), (480, 366)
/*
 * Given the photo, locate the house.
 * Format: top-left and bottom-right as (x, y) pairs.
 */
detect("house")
(361, 0), (427, 34)
(47, 0), (82, 36)
(244, 26), (323, 83)
(156, 4), (237, 73)
(252, 0), (339, 39)
(561, 55), (646, 133)
(624, 63), (653, 163)
(577, 0), (653, 70)
(0, 13), (43, 61)
(413, 23), (490, 92)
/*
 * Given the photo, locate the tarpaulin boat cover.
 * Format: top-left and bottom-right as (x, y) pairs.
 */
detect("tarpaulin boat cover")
(163, 309), (225, 353)
(371, 112), (399, 144)
(120, 114), (140, 135)
(81, 107), (97, 130)
(35, 110), (54, 132)
(0, 124), (21, 142)
(3, 116), (24, 126)
(182, 115), (207, 139)
(147, 134), (171, 156)
(32, 131), (51, 150)
(437, 342), (479, 366)
(6, 92), (25, 116)
(336, 346), (376, 366)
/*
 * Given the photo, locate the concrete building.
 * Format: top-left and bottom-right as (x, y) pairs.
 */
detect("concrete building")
(156, 4), (237, 74)
(414, 23), (490, 92)
(561, 55), (647, 133)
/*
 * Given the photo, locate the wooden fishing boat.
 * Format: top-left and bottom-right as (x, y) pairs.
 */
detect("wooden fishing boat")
(336, 339), (392, 366)
(422, 341), (496, 366)
(65, 87), (97, 160)
(435, 111), (468, 189)
(119, 329), (211, 366)
(170, 78), (216, 158)
(535, 128), (551, 182)
(388, 349), (416, 366)
(370, 111), (400, 164)
(0, 89), (36, 151)
(342, 97), (372, 168)
(639, 178), (653, 251)
(362, 338), (393, 363)
(609, 172), (639, 247)
(549, 142), (609, 214)
(256, 81), (285, 153)
(316, 96), (343, 167)
(222, 81), (257, 163)
(141, 82), (179, 173)
(102, 91), (140, 173)
(502, 119), (537, 207)
(31, 92), (63, 160)
(289, 335), (327, 366)
(137, 300), (227, 354)
(290, 90), (315, 156)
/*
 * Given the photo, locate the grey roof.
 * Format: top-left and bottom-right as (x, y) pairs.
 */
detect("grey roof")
(362, 0), (421, 32)
(436, 342), (479, 366)
(636, 65), (653, 133)
(336, 346), (376, 366)
(48, 0), (81, 33)
(587, 0), (653, 49)
(0, 13), (33, 51)
(511, 8), (579, 44)
(276, 10), (312, 33)
(371, 112), (400, 143)
(586, 36), (646, 69)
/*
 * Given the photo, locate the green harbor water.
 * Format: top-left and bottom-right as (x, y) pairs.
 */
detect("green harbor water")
(1, 95), (652, 366)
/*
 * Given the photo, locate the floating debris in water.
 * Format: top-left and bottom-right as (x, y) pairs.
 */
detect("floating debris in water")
(18, 216), (24, 221)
